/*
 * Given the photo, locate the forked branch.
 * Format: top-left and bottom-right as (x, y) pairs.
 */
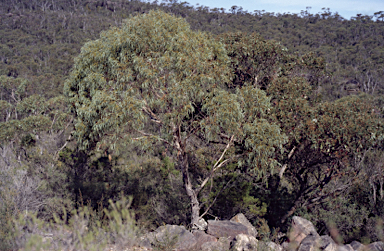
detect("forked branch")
(199, 135), (235, 192)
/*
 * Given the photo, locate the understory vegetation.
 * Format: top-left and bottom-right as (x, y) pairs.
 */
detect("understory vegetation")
(1, 1), (384, 250)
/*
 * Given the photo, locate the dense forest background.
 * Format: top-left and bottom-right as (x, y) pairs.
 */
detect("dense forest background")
(1, 0), (384, 249)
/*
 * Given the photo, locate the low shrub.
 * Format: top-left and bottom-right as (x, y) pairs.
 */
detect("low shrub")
(12, 196), (139, 251)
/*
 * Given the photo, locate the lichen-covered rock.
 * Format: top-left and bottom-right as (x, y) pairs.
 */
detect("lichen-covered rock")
(231, 213), (258, 237)
(207, 220), (249, 240)
(231, 234), (258, 251)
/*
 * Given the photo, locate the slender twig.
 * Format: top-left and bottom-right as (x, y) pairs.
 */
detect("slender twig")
(279, 146), (296, 178)
(132, 129), (173, 146)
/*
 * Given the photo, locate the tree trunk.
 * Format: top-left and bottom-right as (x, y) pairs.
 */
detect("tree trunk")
(186, 180), (201, 227)
(179, 152), (201, 226)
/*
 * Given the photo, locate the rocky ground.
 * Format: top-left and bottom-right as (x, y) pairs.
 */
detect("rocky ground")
(24, 214), (384, 251)
(135, 214), (384, 251)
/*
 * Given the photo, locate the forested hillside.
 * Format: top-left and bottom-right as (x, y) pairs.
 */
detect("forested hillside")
(1, 0), (384, 250)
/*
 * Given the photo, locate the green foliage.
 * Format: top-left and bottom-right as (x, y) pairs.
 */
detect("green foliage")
(65, 9), (232, 151)
(0, 75), (72, 145)
(20, 133), (36, 147)
(267, 92), (384, 228)
(243, 193), (268, 217)
(160, 156), (178, 177)
(218, 32), (291, 89)
(255, 218), (272, 241)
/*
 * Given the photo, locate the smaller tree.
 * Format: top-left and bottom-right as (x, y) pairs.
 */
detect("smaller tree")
(218, 31), (384, 228)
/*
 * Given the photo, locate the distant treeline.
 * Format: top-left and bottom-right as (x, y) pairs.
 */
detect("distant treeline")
(1, 0), (384, 101)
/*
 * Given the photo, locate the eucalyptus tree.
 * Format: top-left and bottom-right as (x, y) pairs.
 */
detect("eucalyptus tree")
(65, 10), (286, 226)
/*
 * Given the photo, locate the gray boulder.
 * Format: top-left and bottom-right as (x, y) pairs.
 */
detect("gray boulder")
(207, 220), (249, 240)
(231, 234), (258, 251)
(147, 225), (197, 251)
(231, 213), (258, 237)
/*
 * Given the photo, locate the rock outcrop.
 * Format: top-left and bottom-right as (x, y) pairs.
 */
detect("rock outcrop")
(288, 217), (384, 251)
(139, 215), (383, 251)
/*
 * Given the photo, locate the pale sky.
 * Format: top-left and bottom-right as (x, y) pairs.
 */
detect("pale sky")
(175, 0), (384, 19)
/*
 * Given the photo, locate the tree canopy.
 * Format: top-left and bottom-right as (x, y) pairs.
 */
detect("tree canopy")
(65, 10), (286, 225)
